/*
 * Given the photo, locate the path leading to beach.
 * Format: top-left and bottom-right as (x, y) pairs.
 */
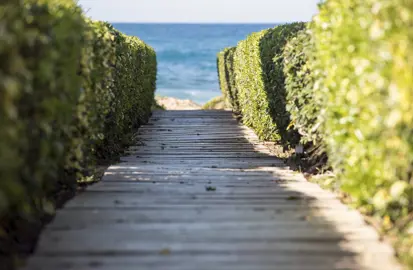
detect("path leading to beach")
(26, 110), (401, 270)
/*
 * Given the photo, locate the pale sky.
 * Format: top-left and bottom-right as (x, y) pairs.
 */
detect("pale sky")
(78, 0), (320, 23)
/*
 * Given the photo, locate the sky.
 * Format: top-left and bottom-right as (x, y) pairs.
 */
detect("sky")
(78, 0), (320, 23)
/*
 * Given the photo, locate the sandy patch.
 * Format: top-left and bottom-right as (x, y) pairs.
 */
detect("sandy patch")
(156, 96), (202, 110)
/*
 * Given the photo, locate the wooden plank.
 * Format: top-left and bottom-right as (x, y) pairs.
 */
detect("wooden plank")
(61, 192), (350, 208)
(135, 141), (262, 145)
(127, 150), (273, 154)
(47, 208), (366, 226)
(120, 156), (278, 160)
(34, 234), (387, 255)
(85, 183), (333, 193)
(25, 254), (377, 270)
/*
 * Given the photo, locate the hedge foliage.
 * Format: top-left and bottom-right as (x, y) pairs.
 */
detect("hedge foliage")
(217, 47), (238, 112)
(0, 0), (156, 257)
(232, 23), (305, 144)
(1, 0), (87, 219)
(312, 0), (413, 229)
(283, 28), (321, 145)
(78, 20), (117, 170)
(219, 12), (413, 216)
(233, 31), (272, 138)
(218, 24), (319, 148)
(97, 30), (157, 160)
(218, 1), (413, 266)
(217, 50), (227, 100)
(312, 0), (413, 264)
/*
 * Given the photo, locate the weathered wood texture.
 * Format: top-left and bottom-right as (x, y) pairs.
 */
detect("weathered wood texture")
(25, 110), (402, 270)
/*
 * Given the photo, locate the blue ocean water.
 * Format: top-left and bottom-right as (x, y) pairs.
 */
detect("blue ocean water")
(112, 23), (276, 104)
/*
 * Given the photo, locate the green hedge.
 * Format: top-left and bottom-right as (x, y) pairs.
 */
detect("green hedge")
(225, 47), (238, 113)
(233, 31), (270, 138)
(97, 30), (157, 160)
(0, 0), (156, 262)
(218, 3), (413, 266)
(0, 0), (89, 261)
(0, 0), (87, 218)
(312, 0), (413, 217)
(312, 1), (413, 263)
(232, 23), (305, 145)
(283, 28), (321, 145)
(217, 50), (227, 101)
(73, 20), (117, 179)
(217, 47), (238, 112)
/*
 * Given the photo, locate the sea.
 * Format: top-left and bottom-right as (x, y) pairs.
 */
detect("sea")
(112, 23), (276, 104)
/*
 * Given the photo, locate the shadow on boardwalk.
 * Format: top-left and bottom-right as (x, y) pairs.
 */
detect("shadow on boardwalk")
(25, 110), (400, 270)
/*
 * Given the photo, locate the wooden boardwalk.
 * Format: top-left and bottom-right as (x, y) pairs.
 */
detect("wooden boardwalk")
(26, 110), (402, 270)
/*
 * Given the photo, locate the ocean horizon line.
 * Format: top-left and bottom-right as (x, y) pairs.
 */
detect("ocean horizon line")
(111, 23), (284, 104)
(110, 22), (290, 25)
